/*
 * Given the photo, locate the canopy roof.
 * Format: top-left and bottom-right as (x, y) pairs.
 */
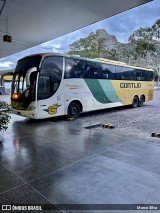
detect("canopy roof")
(0, 0), (152, 59)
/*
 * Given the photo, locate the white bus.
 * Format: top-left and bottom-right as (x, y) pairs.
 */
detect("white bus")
(11, 53), (154, 119)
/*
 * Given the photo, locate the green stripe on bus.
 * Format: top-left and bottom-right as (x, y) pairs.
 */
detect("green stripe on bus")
(84, 79), (112, 104)
(99, 80), (121, 103)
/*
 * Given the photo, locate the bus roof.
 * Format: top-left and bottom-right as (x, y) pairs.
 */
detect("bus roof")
(18, 53), (154, 72)
(71, 55), (153, 71)
(95, 58), (127, 66)
(95, 58), (153, 71)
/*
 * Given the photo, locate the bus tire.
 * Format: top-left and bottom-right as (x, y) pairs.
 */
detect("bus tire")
(67, 102), (80, 119)
(139, 95), (145, 107)
(132, 96), (139, 108)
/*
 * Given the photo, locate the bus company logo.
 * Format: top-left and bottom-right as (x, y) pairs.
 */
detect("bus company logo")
(2, 205), (11, 211)
(120, 83), (141, 89)
(43, 104), (61, 115)
(65, 84), (83, 90)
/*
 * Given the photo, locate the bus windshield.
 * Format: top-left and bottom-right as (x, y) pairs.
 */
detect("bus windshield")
(15, 55), (41, 73)
(11, 56), (41, 104)
(12, 71), (38, 102)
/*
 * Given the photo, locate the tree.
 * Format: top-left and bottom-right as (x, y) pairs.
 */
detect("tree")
(68, 19), (160, 70)
(128, 27), (156, 67)
(152, 19), (160, 73)
(102, 49), (119, 61)
(117, 43), (135, 65)
(152, 19), (160, 41)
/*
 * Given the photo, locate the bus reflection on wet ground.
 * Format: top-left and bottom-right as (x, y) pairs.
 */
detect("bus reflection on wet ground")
(0, 112), (160, 212)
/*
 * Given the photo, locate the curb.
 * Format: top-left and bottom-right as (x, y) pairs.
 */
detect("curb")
(102, 124), (115, 129)
(151, 132), (160, 138)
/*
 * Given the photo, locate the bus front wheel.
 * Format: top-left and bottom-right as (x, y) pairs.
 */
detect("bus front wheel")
(67, 102), (80, 119)
(132, 96), (139, 108)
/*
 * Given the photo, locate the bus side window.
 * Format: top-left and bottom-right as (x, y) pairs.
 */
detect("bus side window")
(38, 56), (63, 100)
(102, 64), (115, 79)
(102, 69), (110, 79)
(72, 60), (84, 78)
(115, 66), (124, 80)
(65, 58), (84, 78)
(64, 58), (73, 78)
(130, 69), (136, 80)
(150, 71), (154, 81)
(95, 63), (102, 79)
(38, 76), (51, 95)
(84, 61), (92, 78)
(109, 65), (116, 79)
(136, 70), (142, 81)
(147, 71), (153, 81)
(141, 70), (145, 81)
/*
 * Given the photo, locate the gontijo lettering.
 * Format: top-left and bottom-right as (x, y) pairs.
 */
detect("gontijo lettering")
(120, 83), (141, 88)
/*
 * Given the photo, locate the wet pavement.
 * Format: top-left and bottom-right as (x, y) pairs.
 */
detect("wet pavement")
(1, 92), (160, 212)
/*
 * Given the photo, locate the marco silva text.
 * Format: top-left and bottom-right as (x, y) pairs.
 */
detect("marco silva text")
(137, 205), (158, 210)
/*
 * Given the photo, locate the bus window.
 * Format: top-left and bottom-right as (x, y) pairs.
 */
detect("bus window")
(141, 70), (145, 81)
(38, 56), (63, 100)
(136, 70), (142, 81)
(40, 56), (62, 79)
(65, 58), (73, 78)
(65, 59), (102, 79)
(150, 71), (154, 81)
(115, 66), (127, 80)
(65, 58), (85, 78)
(83, 61), (94, 78)
(102, 64), (115, 79)
(38, 76), (51, 94)
(128, 69), (136, 80)
(146, 71), (153, 81)
(94, 63), (102, 79)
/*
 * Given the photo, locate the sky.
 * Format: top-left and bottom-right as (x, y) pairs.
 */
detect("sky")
(0, 0), (160, 70)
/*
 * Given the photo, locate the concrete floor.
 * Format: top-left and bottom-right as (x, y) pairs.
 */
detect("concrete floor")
(1, 93), (160, 212)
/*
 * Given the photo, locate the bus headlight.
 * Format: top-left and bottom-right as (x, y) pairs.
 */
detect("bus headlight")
(12, 93), (20, 100)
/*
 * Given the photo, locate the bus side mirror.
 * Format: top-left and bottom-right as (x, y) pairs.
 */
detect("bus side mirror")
(26, 67), (37, 86)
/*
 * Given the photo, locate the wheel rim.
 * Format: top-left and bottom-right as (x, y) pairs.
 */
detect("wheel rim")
(70, 106), (78, 116)
(140, 97), (144, 106)
(133, 97), (138, 107)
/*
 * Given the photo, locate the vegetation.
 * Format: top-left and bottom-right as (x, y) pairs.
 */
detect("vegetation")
(68, 32), (119, 60)
(0, 101), (11, 132)
(68, 19), (160, 72)
(128, 19), (160, 69)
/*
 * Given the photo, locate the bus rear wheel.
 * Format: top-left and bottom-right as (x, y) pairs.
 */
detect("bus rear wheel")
(67, 102), (80, 119)
(138, 96), (145, 107)
(132, 96), (139, 108)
